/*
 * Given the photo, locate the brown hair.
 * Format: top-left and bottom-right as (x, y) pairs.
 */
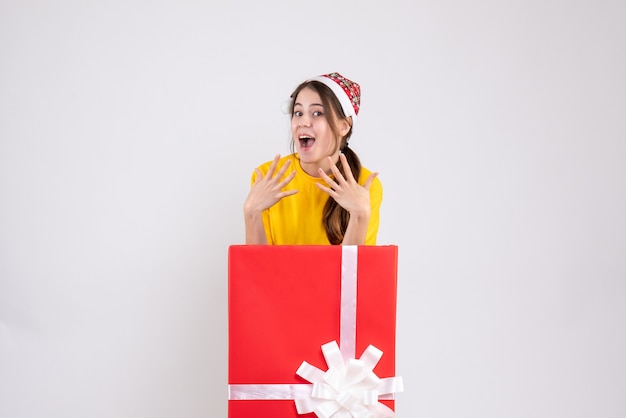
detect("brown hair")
(289, 80), (362, 245)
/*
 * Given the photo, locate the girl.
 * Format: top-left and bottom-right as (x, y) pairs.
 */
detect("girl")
(244, 72), (382, 245)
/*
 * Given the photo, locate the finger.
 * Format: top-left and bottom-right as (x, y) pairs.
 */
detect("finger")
(252, 168), (264, 184)
(278, 169), (296, 188)
(362, 172), (378, 190)
(315, 182), (337, 197)
(266, 154), (282, 177)
(274, 158), (292, 180)
(279, 189), (299, 198)
(339, 153), (356, 182)
(327, 157), (346, 184)
(318, 167), (339, 189)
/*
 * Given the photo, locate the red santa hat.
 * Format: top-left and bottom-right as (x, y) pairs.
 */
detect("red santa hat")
(281, 72), (361, 121)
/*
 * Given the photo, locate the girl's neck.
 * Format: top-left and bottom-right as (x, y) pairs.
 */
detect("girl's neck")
(298, 154), (339, 177)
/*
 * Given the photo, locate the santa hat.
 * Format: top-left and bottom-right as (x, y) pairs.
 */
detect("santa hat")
(282, 72), (361, 120)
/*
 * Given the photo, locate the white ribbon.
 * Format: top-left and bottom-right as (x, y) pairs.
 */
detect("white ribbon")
(340, 246), (358, 362)
(228, 245), (403, 417)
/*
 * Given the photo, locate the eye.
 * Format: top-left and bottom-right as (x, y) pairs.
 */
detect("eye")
(293, 110), (303, 117)
(313, 111), (324, 117)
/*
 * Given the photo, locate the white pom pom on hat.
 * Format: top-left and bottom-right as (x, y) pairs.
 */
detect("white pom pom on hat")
(280, 99), (292, 115)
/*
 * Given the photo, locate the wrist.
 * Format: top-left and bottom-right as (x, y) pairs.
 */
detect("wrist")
(243, 204), (263, 221)
(349, 207), (371, 221)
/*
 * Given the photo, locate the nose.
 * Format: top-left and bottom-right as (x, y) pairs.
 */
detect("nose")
(298, 115), (311, 127)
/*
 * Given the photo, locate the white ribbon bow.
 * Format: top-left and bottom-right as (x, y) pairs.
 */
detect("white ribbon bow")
(295, 340), (404, 418)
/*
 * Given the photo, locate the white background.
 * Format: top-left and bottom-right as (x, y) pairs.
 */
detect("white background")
(1, 1), (625, 417)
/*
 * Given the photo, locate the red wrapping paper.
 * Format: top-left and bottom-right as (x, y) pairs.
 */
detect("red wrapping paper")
(228, 245), (399, 417)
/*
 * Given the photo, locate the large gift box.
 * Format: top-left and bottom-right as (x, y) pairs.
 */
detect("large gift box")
(228, 245), (402, 417)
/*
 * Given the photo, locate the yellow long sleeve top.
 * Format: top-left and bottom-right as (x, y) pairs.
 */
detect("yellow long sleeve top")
(251, 153), (382, 245)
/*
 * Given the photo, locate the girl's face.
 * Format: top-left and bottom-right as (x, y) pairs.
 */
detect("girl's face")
(291, 87), (349, 177)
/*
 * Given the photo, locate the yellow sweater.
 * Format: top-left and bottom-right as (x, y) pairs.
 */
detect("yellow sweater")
(251, 153), (382, 245)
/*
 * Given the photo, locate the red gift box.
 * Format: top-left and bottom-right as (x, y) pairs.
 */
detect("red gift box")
(227, 245), (401, 417)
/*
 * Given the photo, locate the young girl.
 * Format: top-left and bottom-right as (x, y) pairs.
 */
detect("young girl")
(244, 72), (382, 245)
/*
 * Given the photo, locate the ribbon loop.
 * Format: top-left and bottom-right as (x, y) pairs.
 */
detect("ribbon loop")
(323, 340), (345, 370)
(360, 345), (383, 369)
(297, 361), (325, 383)
(378, 376), (404, 395)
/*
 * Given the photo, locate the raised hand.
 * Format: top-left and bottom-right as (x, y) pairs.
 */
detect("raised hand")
(244, 154), (298, 216)
(316, 154), (377, 217)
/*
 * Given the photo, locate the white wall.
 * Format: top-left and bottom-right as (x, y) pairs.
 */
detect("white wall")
(1, 1), (625, 417)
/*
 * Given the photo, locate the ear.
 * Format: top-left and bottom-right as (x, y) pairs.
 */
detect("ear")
(338, 117), (352, 137)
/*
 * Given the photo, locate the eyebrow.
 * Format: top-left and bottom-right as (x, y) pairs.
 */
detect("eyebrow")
(294, 102), (324, 107)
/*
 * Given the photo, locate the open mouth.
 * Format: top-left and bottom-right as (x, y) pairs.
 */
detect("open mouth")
(299, 135), (315, 148)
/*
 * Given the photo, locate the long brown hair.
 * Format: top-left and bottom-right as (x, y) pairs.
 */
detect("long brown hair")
(289, 80), (362, 244)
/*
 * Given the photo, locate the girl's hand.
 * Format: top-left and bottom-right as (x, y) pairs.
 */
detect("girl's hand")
(316, 154), (377, 217)
(244, 154), (297, 216)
